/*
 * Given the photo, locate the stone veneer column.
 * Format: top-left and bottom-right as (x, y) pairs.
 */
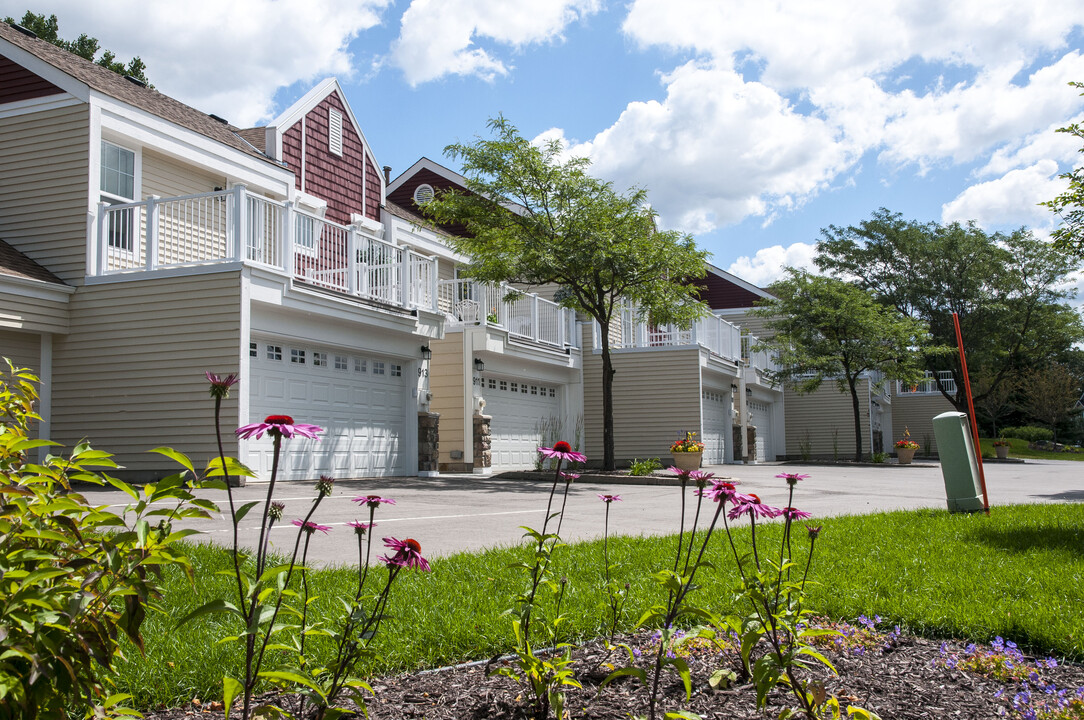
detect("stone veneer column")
(417, 412), (440, 474)
(473, 414), (492, 470)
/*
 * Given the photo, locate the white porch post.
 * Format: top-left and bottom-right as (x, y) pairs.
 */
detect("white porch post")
(530, 294), (539, 341)
(231, 184), (248, 261)
(145, 195), (159, 271)
(96, 201), (108, 275)
(399, 248), (410, 308)
(347, 228), (359, 296)
(282, 201), (295, 276)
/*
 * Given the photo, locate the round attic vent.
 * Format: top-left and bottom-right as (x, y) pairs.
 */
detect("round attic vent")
(413, 183), (435, 206)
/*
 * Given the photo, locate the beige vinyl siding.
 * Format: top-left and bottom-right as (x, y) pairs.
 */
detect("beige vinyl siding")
(0, 290), (69, 334)
(892, 393), (955, 455)
(51, 272), (242, 478)
(141, 149), (224, 199)
(729, 312), (774, 339)
(429, 333), (465, 466)
(0, 329), (40, 375)
(784, 380), (873, 458)
(437, 258), (456, 282)
(582, 323), (702, 463)
(0, 104), (90, 283)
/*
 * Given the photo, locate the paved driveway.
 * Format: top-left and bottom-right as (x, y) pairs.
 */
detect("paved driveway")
(85, 459), (1082, 567)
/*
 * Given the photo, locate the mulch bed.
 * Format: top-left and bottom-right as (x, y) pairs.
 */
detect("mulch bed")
(143, 627), (1084, 719)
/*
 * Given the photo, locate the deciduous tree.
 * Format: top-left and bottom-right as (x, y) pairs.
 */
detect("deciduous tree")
(753, 270), (929, 462)
(423, 117), (709, 470)
(815, 209), (1083, 413)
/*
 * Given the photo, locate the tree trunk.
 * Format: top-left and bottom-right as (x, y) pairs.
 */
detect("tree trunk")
(848, 376), (864, 462)
(600, 321), (617, 471)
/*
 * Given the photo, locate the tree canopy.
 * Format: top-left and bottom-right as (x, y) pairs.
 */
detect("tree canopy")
(814, 208), (1083, 414)
(5, 12), (151, 86)
(753, 269), (929, 461)
(1043, 81), (1084, 256)
(423, 116), (709, 469)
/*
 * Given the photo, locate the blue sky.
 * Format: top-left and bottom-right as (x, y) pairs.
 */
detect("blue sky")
(8, 0), (1084, 286)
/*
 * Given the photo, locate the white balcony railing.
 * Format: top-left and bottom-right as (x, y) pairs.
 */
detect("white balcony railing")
(438, 279), (579, 349)
(607, 306), (743, 362)
(93, 185), (438, 313)
(741, 334), (780, 374)
(897, 371), (957, 396)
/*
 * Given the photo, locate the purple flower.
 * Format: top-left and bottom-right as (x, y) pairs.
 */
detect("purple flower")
(727, 493), (783, 520)
(782, 506), (812, 521)
(597, 494), (622, 503)
(292, 519), (331, 534)
(269, 501), (285, 521)
(353, 495), (396, 509)
(381, 537), (431, 572)
(561, 472), (580, 483)
(348, 520), (375, 535)
(236, 414), (323, 440)
(205, 371), (239, 399)
(538, 441), (587, 463)
(806, 525), (822, 540)
(775, 472), (810, 486)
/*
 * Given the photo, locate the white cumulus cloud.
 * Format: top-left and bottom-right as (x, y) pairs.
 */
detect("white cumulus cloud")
(6, 0), (391, 126)
(941, 160), (1067, 228)
(389, 0), (600, 85)
(726, 243), (819, 288)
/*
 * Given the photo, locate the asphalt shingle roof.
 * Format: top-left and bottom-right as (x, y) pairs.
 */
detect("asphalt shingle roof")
(0, 22), (278, 165)
(0, 239), (66, 285)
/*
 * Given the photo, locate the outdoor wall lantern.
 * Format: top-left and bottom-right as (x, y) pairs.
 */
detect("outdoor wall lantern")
(474, 358), (485, 373)
(420, 345), (432, 360)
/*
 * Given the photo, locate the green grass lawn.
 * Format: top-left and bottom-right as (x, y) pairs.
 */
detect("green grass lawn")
(978, 436), (1084, 461)
(117, 503), (1084, 708)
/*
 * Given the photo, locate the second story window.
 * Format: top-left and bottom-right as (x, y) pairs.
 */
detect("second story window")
(100, 140), (137, 251)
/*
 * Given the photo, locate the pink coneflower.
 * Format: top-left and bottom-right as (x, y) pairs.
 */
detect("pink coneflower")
(316, 475), (335, 497)
(668, 466), (694, 482)
(560, 472), (580, 483)
(775, 472), (810, 486)
(381, 537), (431, 572)
(353, 495), (396, 509)
(269, 501), (285, 521)
(782, 506), (812, 521)
(727, 493), (783, 520)
(292, 519), (331, 534)
(538, 441), (587, 463)
(236, 415), (323, 440)
(348, 520), (375, 535)
(597, 494), (622, 503)
(807, 525), (822, 540)
(699, 480), (741, 503)
(205, 371), (239, 399)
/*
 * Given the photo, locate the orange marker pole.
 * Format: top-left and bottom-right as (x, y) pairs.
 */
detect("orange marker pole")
(953, 312), (990, 514)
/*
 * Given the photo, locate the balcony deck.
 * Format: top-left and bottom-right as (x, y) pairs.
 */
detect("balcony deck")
(91, 185), (438, 314)
(438, 279), (579, 350)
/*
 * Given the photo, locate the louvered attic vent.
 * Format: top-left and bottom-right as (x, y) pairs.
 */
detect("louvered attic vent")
(329, 108), (343, 156)
(413, 183), (435, 205)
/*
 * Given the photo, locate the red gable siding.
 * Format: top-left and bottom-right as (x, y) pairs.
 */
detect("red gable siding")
(0, 55), (63, 103)
(387, 167), (471, 237)
(364, 155), (381, 222)
(692, 273), (764, 310)
(280, 92), (374, 225)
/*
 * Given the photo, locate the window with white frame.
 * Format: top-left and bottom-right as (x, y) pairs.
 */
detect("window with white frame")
(329, 108), (343, 156)
(100, 140), (137, 251)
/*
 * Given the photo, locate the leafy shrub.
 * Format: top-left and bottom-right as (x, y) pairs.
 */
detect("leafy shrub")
(1000, 426), (1055, 443)
(0, 361), (212, 718)
(628, 457), (661, 476)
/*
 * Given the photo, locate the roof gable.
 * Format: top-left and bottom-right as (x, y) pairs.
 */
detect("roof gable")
(692, 263), (773, 310)
(0, 22), (277, 165)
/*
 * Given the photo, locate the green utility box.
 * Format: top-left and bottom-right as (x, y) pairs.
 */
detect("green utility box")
(932, 411), (985, 513)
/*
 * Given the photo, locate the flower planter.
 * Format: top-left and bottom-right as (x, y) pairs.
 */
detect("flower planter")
(896, 447), (916, 465)
(671, 452), (703, 472)
(995, 445), (1009, 460)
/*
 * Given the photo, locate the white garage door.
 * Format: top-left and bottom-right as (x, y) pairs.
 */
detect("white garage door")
(481, 375), (563, 471)
(247, 339), (408, 481)
(701, 388), (729, 465)
(749, 400), (772, 462)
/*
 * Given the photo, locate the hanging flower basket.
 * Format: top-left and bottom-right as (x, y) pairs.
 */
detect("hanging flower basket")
(671, 451), (703, 471)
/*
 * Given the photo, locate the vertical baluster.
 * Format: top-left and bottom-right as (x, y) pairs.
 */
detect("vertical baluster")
(348, 228), (358, 296)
